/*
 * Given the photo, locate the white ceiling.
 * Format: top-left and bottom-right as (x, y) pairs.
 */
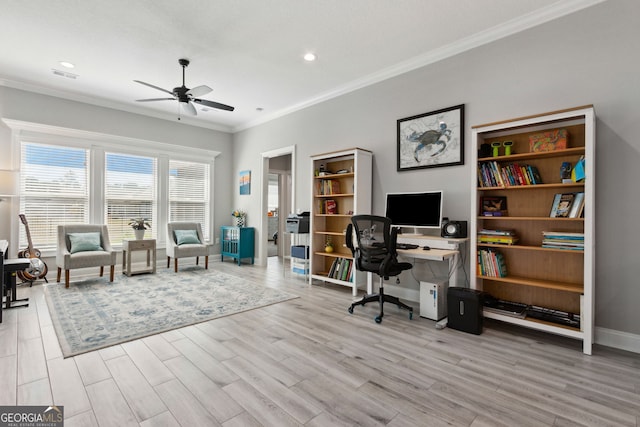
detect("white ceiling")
(0, 0), (603, 133)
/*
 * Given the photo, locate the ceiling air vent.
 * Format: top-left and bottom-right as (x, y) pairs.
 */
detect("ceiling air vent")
(51, 69), (78, 79)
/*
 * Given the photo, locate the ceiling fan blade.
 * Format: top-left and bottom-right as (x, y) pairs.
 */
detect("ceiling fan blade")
(181, 101), (197, 116)
(136, 98), (175, 102)
(133, 80), (174, 96)
(186, 85), (212, 97)
(193, 98), (235, 112)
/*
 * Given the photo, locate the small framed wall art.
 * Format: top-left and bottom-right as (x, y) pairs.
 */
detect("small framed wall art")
(397, 104), (465, 171)
(239, 170), (251, 195)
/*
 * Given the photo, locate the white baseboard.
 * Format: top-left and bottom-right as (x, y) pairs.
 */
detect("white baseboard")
(595, 326), (640, 354)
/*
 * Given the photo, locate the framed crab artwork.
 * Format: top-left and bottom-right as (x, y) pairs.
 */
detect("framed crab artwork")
(397, 104), (465, 171)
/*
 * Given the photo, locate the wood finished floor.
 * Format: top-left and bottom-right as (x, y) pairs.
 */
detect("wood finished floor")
(1, 257), (639, 427)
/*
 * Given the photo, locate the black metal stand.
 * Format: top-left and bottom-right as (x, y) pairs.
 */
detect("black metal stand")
(3, 259), (31, 310)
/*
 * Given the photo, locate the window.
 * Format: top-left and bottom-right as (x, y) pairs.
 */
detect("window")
(12, 121), (218, 253)
(168, 160), (210, 240)
(105, 153), (157, 242)
(19, 142), (89, 251)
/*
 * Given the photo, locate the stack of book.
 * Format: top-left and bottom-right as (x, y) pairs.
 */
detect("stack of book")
(316, 179), (341, 195)
(478, 229), (518, 245)
(477, 248), (508, 277)
(327, 257), (353, 281)
(477, 161), (542, 188)
(542, 231), (584, 251)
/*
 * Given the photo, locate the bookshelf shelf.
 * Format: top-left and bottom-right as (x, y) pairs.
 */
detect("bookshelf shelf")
(477, 275), (583, 293)
(310, 148), (372, 296)
(471, 105), (595, 354)
(314, 193), (355, 198)
(478, 147), (585, 163)
(478, 243), (584, 254)
(479, 216), (584, 221)
(477, 183), (585, 191)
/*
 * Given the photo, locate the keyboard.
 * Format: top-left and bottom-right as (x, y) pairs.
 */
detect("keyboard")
(396, 243), (419, 250)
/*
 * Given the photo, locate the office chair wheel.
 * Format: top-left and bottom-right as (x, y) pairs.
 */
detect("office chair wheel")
(348, 306), (354, 314)
(374, 315), (382, 324)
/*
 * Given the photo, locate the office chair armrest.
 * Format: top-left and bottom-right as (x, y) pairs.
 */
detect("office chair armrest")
(345, 223), (355, 255)
(389, 226), (400, 255)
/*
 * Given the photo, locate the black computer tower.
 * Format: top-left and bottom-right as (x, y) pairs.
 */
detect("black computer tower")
(447, 287), (484, 335)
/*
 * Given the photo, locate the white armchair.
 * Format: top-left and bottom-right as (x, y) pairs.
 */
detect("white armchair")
(166, 222), (211, 272)
(56, 224), (117, 288)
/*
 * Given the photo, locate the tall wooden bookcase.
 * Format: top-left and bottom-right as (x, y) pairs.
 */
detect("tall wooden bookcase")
(309, 148), (372, 296)
(470, 105), (595, 354)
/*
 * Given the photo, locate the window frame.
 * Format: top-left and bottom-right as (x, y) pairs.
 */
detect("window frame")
(7, 119), (219, 256)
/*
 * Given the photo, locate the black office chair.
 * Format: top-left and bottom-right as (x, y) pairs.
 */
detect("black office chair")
(346, 215), (413, 323)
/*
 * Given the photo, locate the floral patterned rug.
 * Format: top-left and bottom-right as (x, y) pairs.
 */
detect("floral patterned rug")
(44, 267), (297, 357)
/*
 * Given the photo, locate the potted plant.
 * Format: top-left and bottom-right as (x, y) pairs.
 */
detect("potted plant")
(325, 236), (334, 253)
(129, 218), (151, 240)
(231, 210), (246, 227)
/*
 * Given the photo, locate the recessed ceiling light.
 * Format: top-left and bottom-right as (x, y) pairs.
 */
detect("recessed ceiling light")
(59, 61), (75, 69)
(256, 107), (264, 112)
(303, 53), (316, 62)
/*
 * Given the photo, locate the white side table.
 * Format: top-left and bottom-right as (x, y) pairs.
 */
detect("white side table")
(122, 239), (156, 276)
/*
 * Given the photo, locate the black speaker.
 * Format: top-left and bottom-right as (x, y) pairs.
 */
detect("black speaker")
(441, 219), (468, 238)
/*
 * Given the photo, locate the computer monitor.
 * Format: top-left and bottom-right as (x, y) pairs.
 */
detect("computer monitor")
(385, 191), (443, 232)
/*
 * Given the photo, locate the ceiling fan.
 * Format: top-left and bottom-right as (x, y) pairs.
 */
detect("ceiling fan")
(134, 58), (234, 116)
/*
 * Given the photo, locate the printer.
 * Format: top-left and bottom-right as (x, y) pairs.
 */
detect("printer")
(286, 212), (310, 233)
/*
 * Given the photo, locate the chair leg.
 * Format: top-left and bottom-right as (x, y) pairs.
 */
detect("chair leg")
(65, 270), (70, 288)
(100, 266), (104, 277)
(57, 267), (61, 282)
(174, 258), (178, 273)
(167, 256), (170, 268)
(205, 256), (209, 269)
(110, 265), (115, 282)
(347, 276), (413, 323)
(196, 256), (199, 265)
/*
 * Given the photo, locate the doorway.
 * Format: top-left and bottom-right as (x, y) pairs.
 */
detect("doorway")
(259, 146), (295, 266)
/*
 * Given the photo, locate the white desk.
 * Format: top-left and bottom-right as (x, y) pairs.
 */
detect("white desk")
(365, 235), (467, 295)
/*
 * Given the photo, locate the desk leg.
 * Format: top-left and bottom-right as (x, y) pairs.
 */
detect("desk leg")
(449, 253), (460, 287)
(366, 272), (373, 295)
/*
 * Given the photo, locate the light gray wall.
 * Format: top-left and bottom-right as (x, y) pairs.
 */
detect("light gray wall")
(233, 0), (640, 337)
(0, 86), (234, 250)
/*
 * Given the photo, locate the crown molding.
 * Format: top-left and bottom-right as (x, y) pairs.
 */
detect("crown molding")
(233, 0), (607, 132)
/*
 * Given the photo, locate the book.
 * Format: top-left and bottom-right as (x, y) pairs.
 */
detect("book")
(479, 228), (516, 236)
(549, 193), (577, 218)
(481, 196), (508, 216)
(568, 192), (585, 218)
(529, 128), (568, 152)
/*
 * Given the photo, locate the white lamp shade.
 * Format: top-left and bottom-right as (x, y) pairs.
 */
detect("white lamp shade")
(0, 170), (19, 197)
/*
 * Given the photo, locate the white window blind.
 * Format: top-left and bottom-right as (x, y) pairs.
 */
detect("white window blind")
(105, 152), (157, 243)
(168, 160), (210, 239)
(19, 142), (89, 251)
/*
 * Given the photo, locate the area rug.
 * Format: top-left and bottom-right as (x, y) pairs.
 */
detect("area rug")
(44, 267), (298, 358)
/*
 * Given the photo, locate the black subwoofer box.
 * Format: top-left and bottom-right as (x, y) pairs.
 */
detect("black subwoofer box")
(447, 287), (484, 335)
